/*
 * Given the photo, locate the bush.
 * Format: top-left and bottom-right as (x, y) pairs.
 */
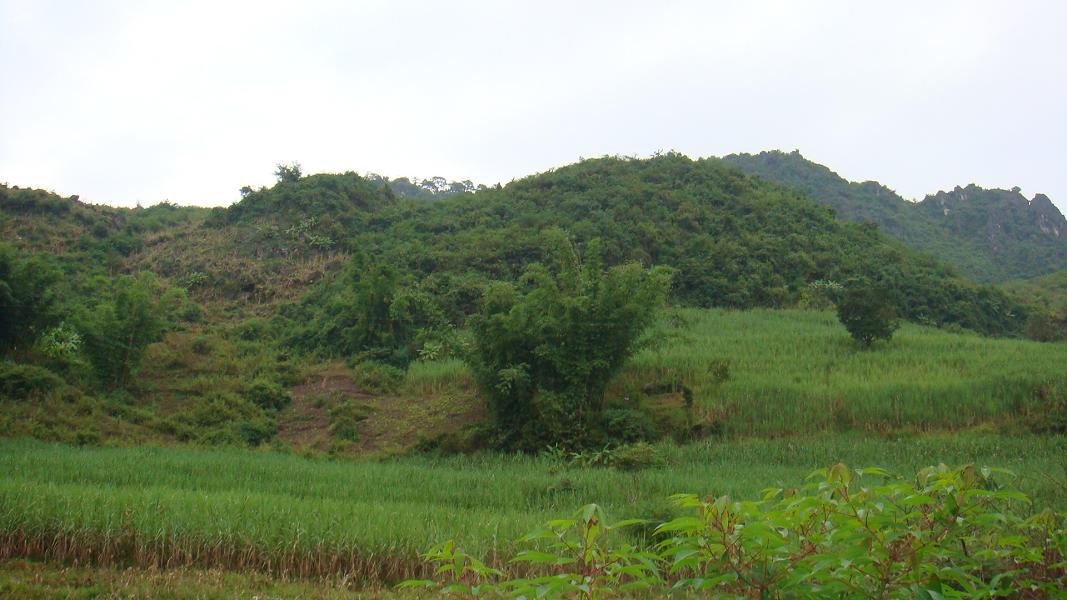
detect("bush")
(329, 400), (370, 442)
(349, 360), (405, 395)
(0, 362), (65, 399)
(231, 318), (274, 342)
(600, 408), (657, 444)
(406, 463), (1067, 597)
(190, 335), (213, 356)
(836, 283), (899, 347)
(169, 392), (276, 447)
(244, 378), (290, 411)
(605, 442), (664, 471)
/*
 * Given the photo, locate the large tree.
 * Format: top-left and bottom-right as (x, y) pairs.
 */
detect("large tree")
(467, 231), (673, 451)
(0, 243), (57, 355)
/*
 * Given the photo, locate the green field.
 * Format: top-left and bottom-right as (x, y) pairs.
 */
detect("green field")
(3, 434), (1064, 586)
(4, 308), (1067, 591)
(407, 308), (1067, 437)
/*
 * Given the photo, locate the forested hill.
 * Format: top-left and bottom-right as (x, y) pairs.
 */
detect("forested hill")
(1, 155), (1030, 340)
(280, 154), (1026, 354)
(722, 150), (1067, 283)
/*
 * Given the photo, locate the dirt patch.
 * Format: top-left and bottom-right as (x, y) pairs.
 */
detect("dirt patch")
(278, 362), (486, 454)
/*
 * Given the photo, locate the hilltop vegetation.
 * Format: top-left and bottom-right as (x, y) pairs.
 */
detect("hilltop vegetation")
(724, 150), (1067, 283)
(278, 154), (1028, 360)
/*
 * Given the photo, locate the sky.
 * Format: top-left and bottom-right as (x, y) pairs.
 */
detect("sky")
(1, 0), (1065, 211)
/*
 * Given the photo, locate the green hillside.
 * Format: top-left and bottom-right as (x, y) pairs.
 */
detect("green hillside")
(279, 154), (1027, 359)
(723, 150), (1067, 283)
(0, 157), (1062, 451)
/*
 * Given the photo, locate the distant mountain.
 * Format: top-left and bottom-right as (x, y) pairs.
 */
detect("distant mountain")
(722, 151), (1067, 283)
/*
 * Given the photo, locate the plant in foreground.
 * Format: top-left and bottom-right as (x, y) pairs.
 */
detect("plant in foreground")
(402, 464), (1067, 597)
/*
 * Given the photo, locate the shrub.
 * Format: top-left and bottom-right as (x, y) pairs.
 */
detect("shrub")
(244, 378), (290, 411)
(800, 279), (843, 310)
(74, 428), (101, 446)
(231, 318), (274, 342)
(237, 419), (275, 446)
(170, 392), (276, 447)
(600, 408), (657, 444)
(0, 362), (64, 399)
(349, 360), (404, 395)
(605, 442), (663, 471)
(329, 400), (370, 442)
(190, 335), (213, 356)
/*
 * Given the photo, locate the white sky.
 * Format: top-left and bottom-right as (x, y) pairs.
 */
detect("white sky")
(1, 0), (1065, 211)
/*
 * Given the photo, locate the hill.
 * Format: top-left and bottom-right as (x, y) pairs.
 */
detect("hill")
(0, 155), (1056, 454)
(279, 154), (1026, 363)
(722, 150), (1067, 283)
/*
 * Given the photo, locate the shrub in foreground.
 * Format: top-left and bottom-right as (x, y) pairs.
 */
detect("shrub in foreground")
(403, 463), (1066, 597)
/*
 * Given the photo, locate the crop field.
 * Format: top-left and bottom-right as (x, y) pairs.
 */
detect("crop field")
(405, 308), (1067, 436)
(2, 434), (1064, 586)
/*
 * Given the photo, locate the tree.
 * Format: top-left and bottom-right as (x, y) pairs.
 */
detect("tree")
(274, 162), (303, 183)
(466, 231), (673, 451)
(78, 273), (171, 388)
(836, 283), (899, 347)
(0, 243), (57, 355)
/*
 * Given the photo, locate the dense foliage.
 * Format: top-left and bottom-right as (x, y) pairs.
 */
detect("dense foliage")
(466, 233), (672, 450)
(279, 257), (445, 366)
(0, 243), (57, 355)
(273, 154), (1028, 357)
(724, 150), (1067, 283)
(76, 273), (174, 389)
(407, 464), (1066, 597)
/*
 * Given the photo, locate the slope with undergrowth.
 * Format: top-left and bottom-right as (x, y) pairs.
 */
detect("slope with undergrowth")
(1, 155), (1059, 453)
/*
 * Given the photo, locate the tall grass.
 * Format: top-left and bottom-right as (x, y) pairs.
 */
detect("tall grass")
(2, 435), (1064, 581)
(400, 308), (1067, 435)
(626, 308), (1066, 434)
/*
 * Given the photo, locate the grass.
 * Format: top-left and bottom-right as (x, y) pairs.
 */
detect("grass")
(2, 434), (1064, 584)
(627, 308), (1067, 434)
(0, 557), (373, 599)
(401, 308), (1067, 436)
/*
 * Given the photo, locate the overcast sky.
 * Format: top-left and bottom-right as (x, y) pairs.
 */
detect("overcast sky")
(1, 0), (1065, 211)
